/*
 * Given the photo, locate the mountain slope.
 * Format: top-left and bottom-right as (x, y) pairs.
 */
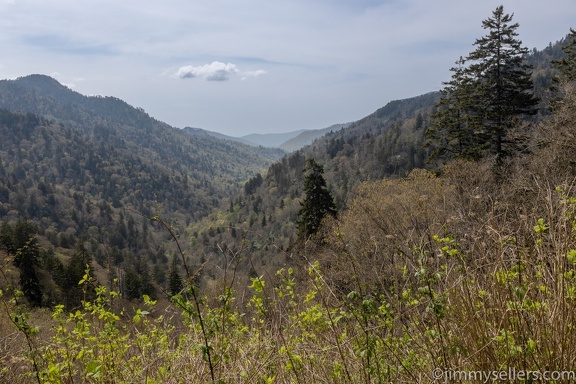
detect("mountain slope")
(0, 75), (284, 194)
(182, 126), (258, 146)
(0, 75), (284, 301)
(185, 91), (441, 278)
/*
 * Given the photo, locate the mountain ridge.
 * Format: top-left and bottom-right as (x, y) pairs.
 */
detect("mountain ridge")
(240, 130), (307, 147)
(0, 75), (285, 283)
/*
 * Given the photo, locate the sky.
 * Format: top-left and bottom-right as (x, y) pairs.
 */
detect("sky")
(0, 1), (574, 137)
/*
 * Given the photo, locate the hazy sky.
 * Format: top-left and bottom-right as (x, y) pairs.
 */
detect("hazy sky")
(1, 1), (574, 136)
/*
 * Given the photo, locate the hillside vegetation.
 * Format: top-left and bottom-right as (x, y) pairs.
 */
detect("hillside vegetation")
(1, 13), (576, 383)
(0, 75), (283, 305)
(2, 77), (576, 382)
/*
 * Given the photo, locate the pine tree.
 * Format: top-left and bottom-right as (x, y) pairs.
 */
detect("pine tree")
(297, 158), (336, 238)
(554, 28), (576, 81)
(12, 221), (42, 307)
(428, 6), (538, 161)
(0, 222), (14, 254)
(168, 256), (184, 295)
(65, 240), (93, 287)
(124, 267), (142, 301)
(427, 57), (484, 161)
(62, 240), (94, 309)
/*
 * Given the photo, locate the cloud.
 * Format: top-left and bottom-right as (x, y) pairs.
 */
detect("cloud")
(174, 61), (267, 81)
(175, 61), (239, 81)
(241, 69), (267, 80)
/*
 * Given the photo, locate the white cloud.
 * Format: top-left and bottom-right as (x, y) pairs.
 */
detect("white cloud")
(175, 61), (239, 81)
(173, 61), (267, 82)
(241, 69), (267, 80)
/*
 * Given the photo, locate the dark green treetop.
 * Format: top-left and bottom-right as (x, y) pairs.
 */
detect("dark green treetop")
(8, 221), (44, 307)
(297, 158), (336, 238)
(168, 255), (184, 296)
(427, 5), (538, 162)
(427, 57), (484, 161)
(554, 28), (576, 81)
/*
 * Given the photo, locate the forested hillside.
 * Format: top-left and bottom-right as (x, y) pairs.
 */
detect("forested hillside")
(0, 75), (283, 304)
(185, 91), (442, 280)
(1, 11), (575, 382)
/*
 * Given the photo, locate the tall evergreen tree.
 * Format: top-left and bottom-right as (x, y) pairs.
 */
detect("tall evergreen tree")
(428, 6), (538, 161)
(12, 223), (43, 307)
(0, 222), (14, 254)
(16, 242), (43, 307)
(554, 28), (576, 81)
(62, 240), (94, 309)
(427, 57), (484, 161)
(168, 256), (184, 296)
(297, 158), (336, 238)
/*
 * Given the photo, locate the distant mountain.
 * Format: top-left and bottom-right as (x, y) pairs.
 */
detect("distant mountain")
(239, 124), (351, 151)
(182, 126), (257, 146)
(240, 130), (307, 147)
(0, 75), (285, 201)
(279, 123), (351, 152)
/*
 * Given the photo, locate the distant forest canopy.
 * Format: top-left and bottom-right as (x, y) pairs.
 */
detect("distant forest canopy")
(0, 24), (572, 308)
(0, 77), (283, 306)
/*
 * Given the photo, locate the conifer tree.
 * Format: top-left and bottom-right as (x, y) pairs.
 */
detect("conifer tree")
(427, 57), (484, 161)
(12, 222), (43, 307)
(168, 256), (184, 295)
(428, 6), (538, 161)
(297, 158), (336, 238)
(62, 240), (94, 308)
(16, 243), (43, 307)
(554, 28), (576, 81)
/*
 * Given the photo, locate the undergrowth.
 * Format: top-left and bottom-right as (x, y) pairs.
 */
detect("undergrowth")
(2, 179), (576, 382)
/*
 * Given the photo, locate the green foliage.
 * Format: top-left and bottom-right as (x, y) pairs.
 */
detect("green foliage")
(244, 173), (263, 195)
